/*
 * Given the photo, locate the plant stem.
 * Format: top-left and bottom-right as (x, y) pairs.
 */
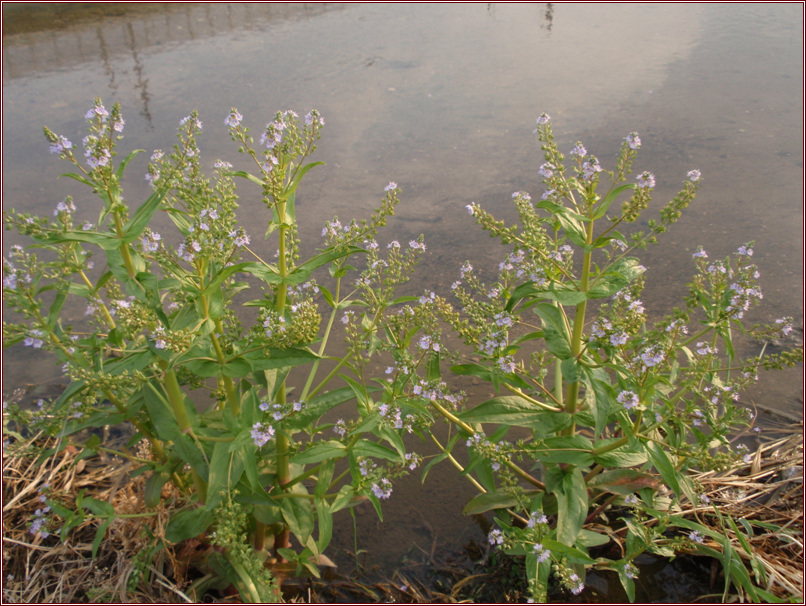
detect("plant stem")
(563, 201), (596, 434)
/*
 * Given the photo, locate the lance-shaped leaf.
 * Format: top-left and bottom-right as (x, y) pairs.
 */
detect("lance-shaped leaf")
(587, 469), (660, 495)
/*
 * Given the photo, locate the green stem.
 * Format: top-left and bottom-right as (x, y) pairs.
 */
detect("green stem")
(563, 204), (596, 433)
(112, 212), (135, 279)
(431, 401), (545, 490)
(428, 431), (487, 493)
(301, 276), (341, 402)
(503, 384), (563, 412)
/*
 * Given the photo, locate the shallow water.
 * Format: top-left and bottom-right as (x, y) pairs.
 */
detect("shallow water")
(3, 2), (803, 598)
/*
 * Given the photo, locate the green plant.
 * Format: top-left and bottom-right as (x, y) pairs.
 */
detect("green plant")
(417, 115), (802, 602)
(3, 100), (436, 601)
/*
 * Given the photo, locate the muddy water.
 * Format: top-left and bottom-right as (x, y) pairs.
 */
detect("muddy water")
(3, 2), (803, 596)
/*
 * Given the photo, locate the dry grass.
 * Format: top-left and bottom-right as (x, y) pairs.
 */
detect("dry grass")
(2, 423), (802, 603)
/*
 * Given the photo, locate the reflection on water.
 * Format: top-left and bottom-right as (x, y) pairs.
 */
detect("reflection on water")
(2, 2), (802, 594)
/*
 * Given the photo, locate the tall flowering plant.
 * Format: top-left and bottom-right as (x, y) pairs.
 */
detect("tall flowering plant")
(418, 115), (801, 602)
(4, 100), (436, 601)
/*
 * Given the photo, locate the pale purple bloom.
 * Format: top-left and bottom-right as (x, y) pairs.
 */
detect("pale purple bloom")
(570, 143), (587, 158)
(533, 543), (551, 563)
(617, 390), (639, 410)
(640, 347), (664, 368)
(305, 110), (324, 127)
(569, 573), (585, 595)
(625, 132), (641, 150)
(251, 422), (275, 447)
(637, 171), (656, 189)
(610, 332), (628, 346)
(527, 511), (548, 528)
(371, 478), (392, 500)
(737, 244), (753, 256)
(538, 163), (555, 179)
(580, 158), (603, 181)
(689, 530), (704, 543)
(687, 169), (702, 182)
(224, 110), (242, 127)
(385, 182), (397, 191)
(49, 135), (73, 155)
(488, 528), (504, 546)
(624, 563), (639, 580)
(533, 114), (550, 132)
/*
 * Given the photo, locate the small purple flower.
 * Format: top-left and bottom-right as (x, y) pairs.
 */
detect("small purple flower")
(371, 478), (392, 500)
(580, 158), (603, 181)
(625, 132), (641, 150)
(527, 511), (548, 528)
(538, 163), (555, 179)
(737, 244), (753, 256)
(385, 181), (398, 191)
(49, 135), (73, 155)
(610, 332), (628, 347)
(617, 390), (639, 410)
(533, 114), (551, 132)
(488, 528), (504, 546)
(640, 347), (664, 368)
(687, 169), (702, 182)
(224, 110), (242, 127)
(624, 563), (639, 580)
(689, 530), (704, 543)
(533, 543), (551, 563)
(570, 143), (587, 158)
(637, 171), (656, 189)
(251, 422), (275, 447)
(305, 109), (324, 127)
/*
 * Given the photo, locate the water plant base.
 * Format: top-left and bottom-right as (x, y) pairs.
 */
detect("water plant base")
(3, 415), (801, 603)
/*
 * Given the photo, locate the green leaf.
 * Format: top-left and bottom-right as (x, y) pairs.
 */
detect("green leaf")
(458, 395), (545, 425)
(462, 491), (518, 515)
(533, 436), (594, 467)
(550, 466), (588, 546)
(353, 440), (401, 463)
(145, 465), (173, 508)
(533, 303), (573, 359)
(244, 347), (318, 372)
(594, 183), (635, 220)
(587, 257), (645, 299)
(291, 441), (348, 465)
(280, 484), (314, 545)
(555, 210), (588, 246)
(644, 440), (681, 497)
(593, 440), (648, 467)
(451, 363), (494, 382)
(206, 442), (243, 510)
(231, 170), (265, 186)
(315, 498), (333, 553)
(587, 469), (661, 495)
(542, 538), (596, 565)
(165, 507), (215, 543)
(291, 387), (356, 429)
(81, 496), (115, 518)
(115, 149), (144, 182)
(287, 161), (325, 197)
(122, 189), (168, 243)
(288, 246), (366, 286)
(92, 518), (112, 559)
